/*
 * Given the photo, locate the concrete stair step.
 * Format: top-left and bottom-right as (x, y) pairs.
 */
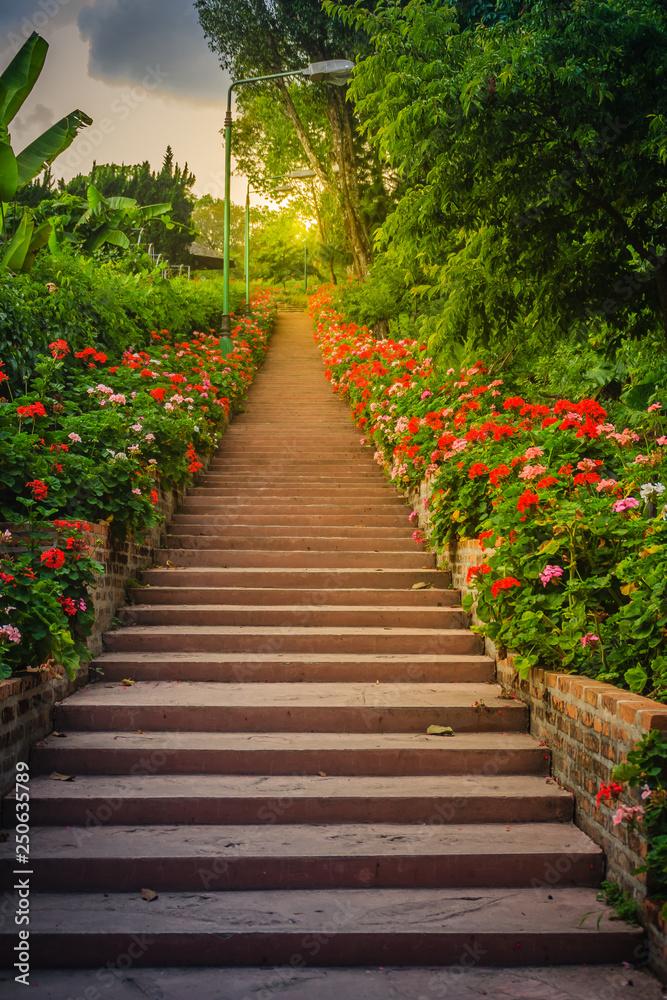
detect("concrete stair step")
(179, 502), (408, 514)
(2, 773), (573, 827)
(118, 605), (467, 629)
(171, 512), (410, 526)
(159, 535), (422, 553)
(90, 651), (494, 683)
(153, 549), (435, 568)
(0, 822), (602, 891)
(30, 730), (552, 777)
(102, 624), (480, 655)
(140, 567), (451, 589)
(168, 524), (413, 538)
(3, 962), (658, 994)
(129, 586), (459, 608)
(54, 680), (524, 732)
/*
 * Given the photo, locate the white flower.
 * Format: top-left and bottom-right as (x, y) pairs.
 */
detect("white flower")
(640, 481), (665, 500)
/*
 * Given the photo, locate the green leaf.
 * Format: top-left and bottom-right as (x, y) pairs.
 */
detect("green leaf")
(0, 32), (48, 130)
(1, 212), (33, 271)
(0, 141), (18, 201)
(16, 109), (93, 187)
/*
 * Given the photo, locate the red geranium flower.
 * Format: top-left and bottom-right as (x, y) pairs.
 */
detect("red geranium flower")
(517, 489), (539, 513)
(41, 548), (65, 569)
(26, 479), (48, 500)
(491, 576), (521, 599)
(468, 462), (490, 479)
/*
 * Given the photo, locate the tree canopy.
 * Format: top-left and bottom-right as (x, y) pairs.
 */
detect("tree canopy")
(332, 0), (667, 356)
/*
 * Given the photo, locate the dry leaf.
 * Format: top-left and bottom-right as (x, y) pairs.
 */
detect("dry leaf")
(412, 582), (431, 590)
(318, 771), (327, 777)
(140, 888), (158, 902)
(426, 725), (454, 737)
(52, 731), (67, 738)
(50, 771), (75, 782)
(0, 831), (9, 842)
(166, 560), (175, 568)
(121, 678), (135, 686)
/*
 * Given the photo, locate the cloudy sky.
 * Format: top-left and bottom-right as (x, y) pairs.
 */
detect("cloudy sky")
(0, 0), (257, 203)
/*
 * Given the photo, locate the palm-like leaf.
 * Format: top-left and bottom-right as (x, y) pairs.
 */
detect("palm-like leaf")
(0, 33), (48, 132)
(16, 110), (93, 188)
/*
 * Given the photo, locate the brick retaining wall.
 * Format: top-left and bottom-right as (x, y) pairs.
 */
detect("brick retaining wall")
(407, 480), (667, 976)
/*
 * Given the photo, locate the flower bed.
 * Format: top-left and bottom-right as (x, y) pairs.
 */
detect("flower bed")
(310, 286), (667, 701)
(0, 291), (276, 678)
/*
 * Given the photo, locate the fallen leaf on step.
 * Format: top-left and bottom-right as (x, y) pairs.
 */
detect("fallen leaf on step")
(121, 678), (135, 686)
(412, 582), (431, 590)
(166, 560), (174, 568)
(0, 831), (9, 842)
(426, 725), (454, 737)
(52, 731), (67, 738)
(50, 772), (75, 781)
(318, 771), (327, 777)
(140, 888), (158, 902)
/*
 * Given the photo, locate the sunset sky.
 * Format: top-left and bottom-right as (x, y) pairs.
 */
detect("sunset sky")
(1, 0), (266, 204)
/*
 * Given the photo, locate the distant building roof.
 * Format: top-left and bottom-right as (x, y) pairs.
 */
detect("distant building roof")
(187, 241), (234, 271)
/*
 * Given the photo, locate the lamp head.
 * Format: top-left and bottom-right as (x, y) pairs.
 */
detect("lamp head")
(302, 59), (354, 86)
(288, 169), (317, 179)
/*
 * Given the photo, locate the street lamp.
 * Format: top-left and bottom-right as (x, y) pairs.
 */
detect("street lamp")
(245, 179), (290, 314)
(220, 59), (354, 335)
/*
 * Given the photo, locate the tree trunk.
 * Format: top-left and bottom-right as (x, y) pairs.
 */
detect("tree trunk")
(325, 88), (374, 279)
(273, 78), (374, 281)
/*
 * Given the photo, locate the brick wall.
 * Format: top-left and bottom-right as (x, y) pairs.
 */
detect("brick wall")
(0, 442), (219, 798)
(405, 481), (667, 975)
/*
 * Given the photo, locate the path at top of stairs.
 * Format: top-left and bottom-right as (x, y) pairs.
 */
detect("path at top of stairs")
(0, 313), (658, 998)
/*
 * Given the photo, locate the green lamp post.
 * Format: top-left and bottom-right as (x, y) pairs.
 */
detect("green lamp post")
(220, 60), (354, 335)
(245, 179), (291, 314)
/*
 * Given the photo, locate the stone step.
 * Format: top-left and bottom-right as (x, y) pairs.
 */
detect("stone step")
(0, 822), (602, 892)
(30, 730), (552, 777)
(4, 963), (658, 994)
(187, 488), (398, 499)
(90, 651), (494, 684)
(153, 549), (435, 568)
(54, 680), (523, 733)
(168, 523), (414, 538)
(141, 567), (451, 589)
(171, 512), (410, 526)
(118, 605), (468, 629)
(129, 586), (459, 608)
(160, 535), (422, 553)
(179, 502), (408, 514)
(102, 625), (480, 655)
(2, 773), (573, 827)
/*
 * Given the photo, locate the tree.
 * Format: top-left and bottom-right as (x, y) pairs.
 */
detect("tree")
(195, 0), (384, 280)
(335, 0), (667, 353)
(56, 148), (196, 261)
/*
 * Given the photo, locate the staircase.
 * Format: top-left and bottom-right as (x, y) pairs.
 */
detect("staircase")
(0, 313), (646, 987)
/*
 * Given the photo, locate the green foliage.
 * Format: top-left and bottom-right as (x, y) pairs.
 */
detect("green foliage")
(37, 149), (197, 262)
(613, 731), (667, 901)
(312, 284), (667, 698)
(596, 880), (641, 924)
(0, 248), (245, 391)
(0, 33), (92, 272)
(0, 519), (103, 680)
(333, 0), (667, 352)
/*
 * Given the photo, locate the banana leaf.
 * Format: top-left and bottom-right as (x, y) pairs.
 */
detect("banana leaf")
(21, 220), (52, 271)
(1, 213), (33, 271)
(82, 224), (131, 253)
(0, 142), (18, 202)
(0, 33), (48, 130)
(16, 109), (93, 188)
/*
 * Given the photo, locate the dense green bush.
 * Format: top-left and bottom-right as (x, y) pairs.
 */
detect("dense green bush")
(0, 249), (244, 391)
